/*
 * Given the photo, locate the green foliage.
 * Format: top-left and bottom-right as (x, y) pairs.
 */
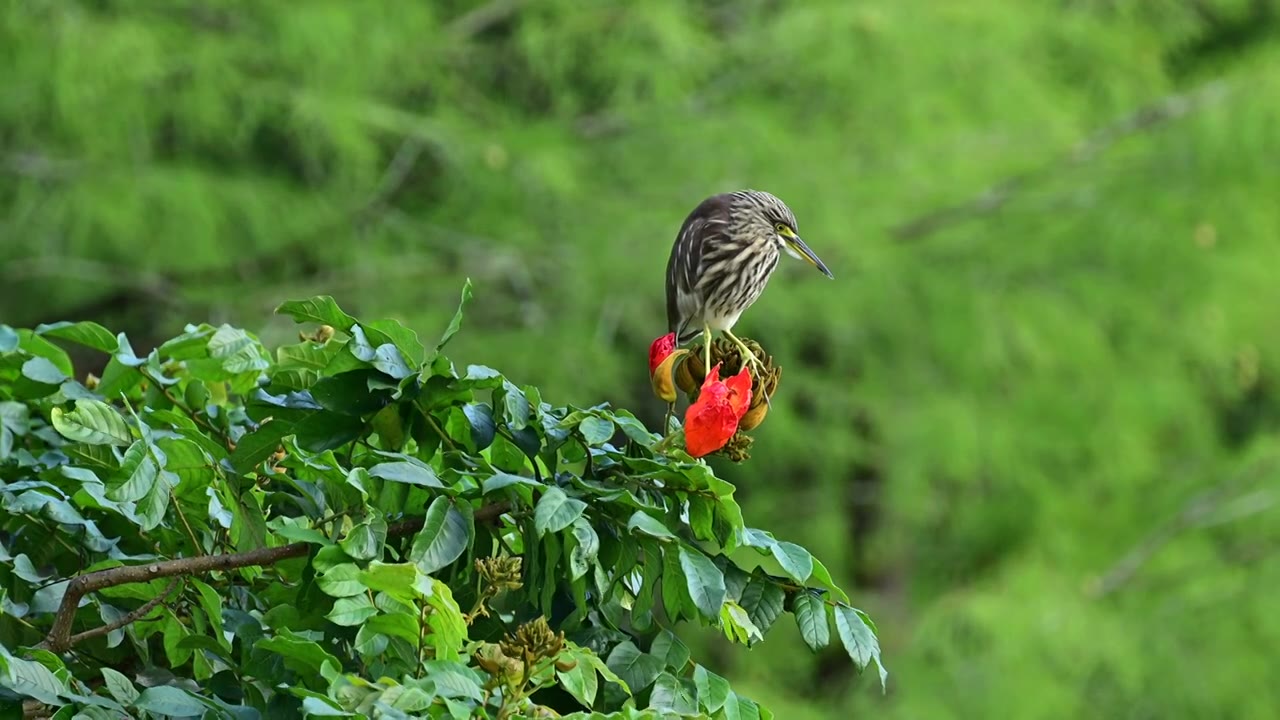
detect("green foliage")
(0, 287), (882, 718)
(5, 2), (1280, 718)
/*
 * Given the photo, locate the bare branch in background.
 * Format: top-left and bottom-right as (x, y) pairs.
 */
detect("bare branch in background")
(891, 80), (1232, 241)
(1087, 455), (1278, 599)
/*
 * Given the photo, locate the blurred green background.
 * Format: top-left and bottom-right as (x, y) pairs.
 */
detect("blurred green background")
(4, 1), (1280, 717)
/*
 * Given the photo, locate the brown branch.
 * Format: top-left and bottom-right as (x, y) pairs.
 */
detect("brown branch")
(891, 80), (1232, 241)
(37, 500), (514, 652)
(60, 577), (182, 649)
(447, 0), (529, 39)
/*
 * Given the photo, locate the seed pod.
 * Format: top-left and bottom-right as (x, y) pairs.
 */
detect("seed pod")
(554, 656), (578, 672)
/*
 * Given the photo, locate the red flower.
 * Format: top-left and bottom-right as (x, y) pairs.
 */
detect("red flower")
(684, 363), (752, 458)
(649, 333), (676, 376)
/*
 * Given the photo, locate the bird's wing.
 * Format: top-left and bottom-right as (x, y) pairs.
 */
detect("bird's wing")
(666, 213), (706, 339)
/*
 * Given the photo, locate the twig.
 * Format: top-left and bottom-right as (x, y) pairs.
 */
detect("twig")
(891, 80), (1232, 241)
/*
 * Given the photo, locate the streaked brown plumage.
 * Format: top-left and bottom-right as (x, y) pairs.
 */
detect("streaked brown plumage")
(665, 190), (833, 371)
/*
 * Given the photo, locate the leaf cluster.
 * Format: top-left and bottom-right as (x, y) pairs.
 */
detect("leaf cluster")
(0, 283), (883, 719)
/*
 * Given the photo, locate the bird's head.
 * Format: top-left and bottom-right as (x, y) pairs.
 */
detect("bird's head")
(739, 190), (834, 279)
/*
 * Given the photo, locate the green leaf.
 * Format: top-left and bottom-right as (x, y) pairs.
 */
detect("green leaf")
(578, 415), (615, 445)
(228, 420), (293, 474)
(793, 592), (830, 652)
(275, 296), (358, 332)
(720, 600), (764, 645)
(434, 279), (473, 354)
(627, 511), (677, 541)
(255, 629), (342, 681)
(410, 497), (470, 574)
(558, 653), (600, 708)
(317, 563), (366, 598)
(368, 460), (443, 488)
(367, 317), (427, 366)
(108, 441), (159, 503)
(770, 541), (814, 583)
(650, 628), (690, 672)
(462, 403), (496, 450)
(678, 546), (726, 619)
(134, 686), (207, 717)
(0, 655), (65, 705)
(21, 356), (67, 385)
(535, 487), (587, 536)
(100, 667), (138, 705)
(605, 641), (664, 695)
(327, 595), (378, 626)
(567, 516), (600, 581)
(339, 514), (387, 561)
(694, 664), (732, 713)
(500, 380), (531, 430)
(833, 604), (888, 690)
(372, 343), (414, 379)
(649, 672), (698, 714)
(50, 399), (132, 446)
(359, 561), (428, 600)
(424, 579), (467, 661)
(35, 321), (120, 353)
(737, 577), (785, 636)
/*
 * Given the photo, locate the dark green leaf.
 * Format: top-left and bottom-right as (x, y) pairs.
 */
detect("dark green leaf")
(310, 370), (393, 415)
(678, 545), (726, 620)
(134, 686), (207, 717)
(535, 487), (587, 536)
(461, 403), (495, 451)
(793, 592), (830, 652)
(737, 577), (785, 636)
(228, 420), (293, 474)
(833, 604), (888, 690)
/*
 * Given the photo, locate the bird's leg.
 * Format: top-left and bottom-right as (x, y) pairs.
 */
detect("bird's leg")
(722, 329), (763, 372)
(703, 324), (712, 374)
(724, 328), (771, 409)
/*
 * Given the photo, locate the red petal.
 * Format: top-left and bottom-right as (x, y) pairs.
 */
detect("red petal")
(724, 367), (753, 419)
(684, 396), (739, 457)
(649, 333), (676, 376)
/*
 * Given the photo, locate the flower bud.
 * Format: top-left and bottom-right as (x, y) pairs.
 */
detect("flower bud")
(651, 349), (688, 403)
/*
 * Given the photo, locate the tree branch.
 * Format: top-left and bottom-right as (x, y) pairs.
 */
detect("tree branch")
(38, 501), (514, 652)
(891, 80), (1232, 241)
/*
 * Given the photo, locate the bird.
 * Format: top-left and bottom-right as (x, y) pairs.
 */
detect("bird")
(665, 189), (834, 375)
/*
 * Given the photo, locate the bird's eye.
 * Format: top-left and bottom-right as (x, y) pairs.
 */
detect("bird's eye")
(774, 223), (789, 235)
